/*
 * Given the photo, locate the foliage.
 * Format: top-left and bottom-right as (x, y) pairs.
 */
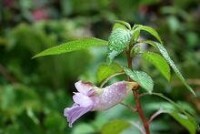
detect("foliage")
(142, 52), (171, 81)
(107, 23), (131, 63)
(33, 37), (107, 58)
(124, 67), (154, 93)
(101, 120), (131, 134)
(0, 0), (200, 134)
(97, 62), (123, 84)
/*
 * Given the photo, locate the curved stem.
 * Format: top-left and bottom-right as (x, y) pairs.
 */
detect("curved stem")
(120, 102), (136, 113)
(140, 92), (188, 115)
(126, 46), (150, 134)
(130, 121), (145, 134)
(100, 72), (125, 88)
(140, 92), (176, 108)
(148, 108), (164, 123)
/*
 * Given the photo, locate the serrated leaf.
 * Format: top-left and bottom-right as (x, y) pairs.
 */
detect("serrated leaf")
(142, 52), (171, 81)
(142, 40), (195, 95)
(108, 24), (131, 63)
(97, 63), (123, 83)
(123, 68), (154, 93)
(33, 37), (107, 58)
(101, 120), (131, 134)
(135, 25), (162, 43)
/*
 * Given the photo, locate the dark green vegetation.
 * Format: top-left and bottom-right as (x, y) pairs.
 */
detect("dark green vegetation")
(0, 0), (200, 134)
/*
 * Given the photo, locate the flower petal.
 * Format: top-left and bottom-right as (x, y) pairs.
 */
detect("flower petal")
(93, 81), (131, 111)
(64, 81), (138, 127)
(75, 81), (94, 95)
(73, 93), (93, 107)
(64, 104), (93, 127)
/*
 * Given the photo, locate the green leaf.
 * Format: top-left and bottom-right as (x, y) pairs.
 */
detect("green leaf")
(123, 68), (154, 93)
(142, 52), (171, 81)
(97, 63), (123, 83)
(131, 27), (140, 42)
(101, 120), (131, 134)
(33, 37), (107, 58)
(113, 23), (127, 30)
(142, 40), (195, 95)
(72, 123), (95, 134)
(146, 101), (197, 134)
(135, 25), (162, 43)
(114, 20), (131, 30)
(108, 24), (131, 63)
(169, 112), (197, 134)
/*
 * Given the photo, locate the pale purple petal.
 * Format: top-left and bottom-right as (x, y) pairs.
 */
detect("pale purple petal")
(73, 93), (93, 107)
(92, 81), (131, 111)
(64, 104), (93, 127)
(75, 81), (94, 95)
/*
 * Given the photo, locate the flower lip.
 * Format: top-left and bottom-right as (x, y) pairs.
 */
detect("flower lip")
(64, 104), (93, 127)
(73, 92), (93, 107)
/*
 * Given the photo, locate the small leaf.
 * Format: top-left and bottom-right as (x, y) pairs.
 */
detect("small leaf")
(142, 52), (171, 81)
(131, 27), (140, 42)
(114, 20), (131, 30)
(142, 40), (195, 95)
(113, 23), (127, 30)
(108, 24), (131, 63)
(97, 63), (123, 83)
(33, 37), (107, 58)
(135, 25), (162, 43)
(131, 44), (143, 55)
(124, 68), (154, 93)
(101, 119), (131, 134)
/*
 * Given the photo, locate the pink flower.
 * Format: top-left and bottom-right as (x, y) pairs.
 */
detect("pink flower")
(32, 8), (48, 21)
(64, 81), (136, 127)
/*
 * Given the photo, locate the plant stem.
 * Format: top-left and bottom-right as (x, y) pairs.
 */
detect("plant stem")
(133, 90), (150, 134)
(126, 47), (150, 134)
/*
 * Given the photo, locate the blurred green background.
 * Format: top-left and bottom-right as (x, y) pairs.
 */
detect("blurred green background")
(0, 0), (200, 134)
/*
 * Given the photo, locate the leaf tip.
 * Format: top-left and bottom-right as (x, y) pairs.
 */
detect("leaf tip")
(32, 53), (44, 59)
(32, 55), (38, 59)
(185, 84), (196, 96)
(191, 89), (196, 96)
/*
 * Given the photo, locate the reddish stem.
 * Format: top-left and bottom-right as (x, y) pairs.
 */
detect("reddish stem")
(133, 90), (150, 134)
(126, 47), (150, 134)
